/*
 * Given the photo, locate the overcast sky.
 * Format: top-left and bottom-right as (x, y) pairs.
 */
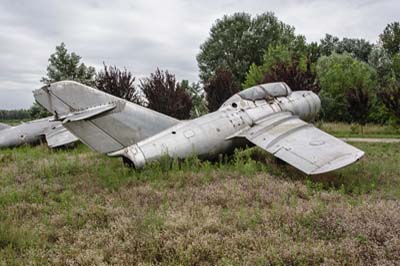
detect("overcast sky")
(0, 0), (398, 109)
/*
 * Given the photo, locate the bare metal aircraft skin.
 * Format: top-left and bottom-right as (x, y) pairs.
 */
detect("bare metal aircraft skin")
(34, 81), (364, 175)
(0, 118), (79, 149)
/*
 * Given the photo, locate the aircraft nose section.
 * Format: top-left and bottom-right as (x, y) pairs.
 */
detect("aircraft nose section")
(0, 132), (19, 148)
(0, 135), (10, 148)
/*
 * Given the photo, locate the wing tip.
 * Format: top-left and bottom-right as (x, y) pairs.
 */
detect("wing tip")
(309, 150), (365, 175)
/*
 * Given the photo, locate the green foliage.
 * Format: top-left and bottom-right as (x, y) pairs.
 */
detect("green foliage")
(197, 12), (297, 84)
(242, 63), (264, 88)
(319, 34), (373, 62)
(316, 53), (377, 122)
(393, 53), (400, 80)
(0, 109), (30, 121)
(41, 42), (96, 86)
(29, 102), (51, 119)
(379, 81), (400, 124)
(34, 43), (96, 119)
(243, 42), (320, 92)
(180, 80), (208, 118)
(380, 22), (400, 56)
(345, 85), (371, 126)
(263, 43), (294, 69)
(368, 46), (394, 84)
(243, 43), (293, 88)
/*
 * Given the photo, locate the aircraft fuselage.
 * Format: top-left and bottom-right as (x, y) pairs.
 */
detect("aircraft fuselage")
(110, 89), (321, 168)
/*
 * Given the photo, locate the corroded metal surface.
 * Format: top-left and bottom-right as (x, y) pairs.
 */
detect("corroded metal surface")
(34, 81), (364, 175)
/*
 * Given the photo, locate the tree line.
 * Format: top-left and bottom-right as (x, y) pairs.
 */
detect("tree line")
(3, 12), (400, 126)
(198, 13), (400, 126)
(0, 109), (31, 121)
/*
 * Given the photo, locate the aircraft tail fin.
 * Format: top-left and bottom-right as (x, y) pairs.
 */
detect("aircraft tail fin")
(34, 81), (179, 154)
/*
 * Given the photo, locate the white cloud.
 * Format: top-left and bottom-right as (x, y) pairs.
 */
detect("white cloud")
(0, 0), (398, 108)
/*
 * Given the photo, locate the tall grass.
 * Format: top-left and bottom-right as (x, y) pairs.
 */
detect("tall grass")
(0, 142), (399, 265)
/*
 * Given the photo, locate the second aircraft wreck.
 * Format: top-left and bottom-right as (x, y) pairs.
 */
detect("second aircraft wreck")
(34, 81), (364, 175)
(0, 118), (78, 149)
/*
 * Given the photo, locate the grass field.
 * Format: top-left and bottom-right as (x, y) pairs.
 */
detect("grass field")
(319, 122), (400, 138)
(0, 142), (399, 265)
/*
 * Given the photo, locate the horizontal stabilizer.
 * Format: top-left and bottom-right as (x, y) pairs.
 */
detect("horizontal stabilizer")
(61, 103), (116, 123)
(45, 125), (79, 148)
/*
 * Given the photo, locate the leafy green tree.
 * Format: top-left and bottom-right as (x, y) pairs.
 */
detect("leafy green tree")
(140, 69), (192, 119)
(36, 43), (96, 118)
(96, 63), (143, 105)
(346, 83), (371, 131)
(375, 54), (400, 124)
(197, 12), (298, 84)
(41, 42), (96, 86)
(319, 34), (340, 57)
(243, 42), (319, 92)
(379, 81), (400, 124)
(319, 34), (373, 62)
(368, 46), (394, 84)
(380, 22), (400, 56)
(392, 53), (400, 80)
(242, 63), (264, 89)
(180, 80), (207, 118)
(0, 109), (30, 121)
(308, 42), (322, 64)
(29, 102), (51, 119)
(204, 68), (240, 112)
(316, 53), (377, 122)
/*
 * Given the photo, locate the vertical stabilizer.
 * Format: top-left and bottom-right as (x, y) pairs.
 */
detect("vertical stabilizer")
(34, 81), (179, 153)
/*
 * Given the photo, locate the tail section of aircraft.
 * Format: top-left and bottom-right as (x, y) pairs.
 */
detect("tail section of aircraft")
(34, 81), (179, 154)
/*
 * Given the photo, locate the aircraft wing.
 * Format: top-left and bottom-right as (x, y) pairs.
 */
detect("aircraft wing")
(0, 123), (11, 131)
(238, 112), (364, 175)
(45, 125), (79, 148)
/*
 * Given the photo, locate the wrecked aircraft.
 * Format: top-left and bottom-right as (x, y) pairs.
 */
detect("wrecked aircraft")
(34, 81), (364, 175)
(0, 118), (78, 149)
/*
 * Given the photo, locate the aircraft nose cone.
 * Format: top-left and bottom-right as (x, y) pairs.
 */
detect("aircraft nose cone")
(0, 135), (9, 148)
(0, 132), (18, 148)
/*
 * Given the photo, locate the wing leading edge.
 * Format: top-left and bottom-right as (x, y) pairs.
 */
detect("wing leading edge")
(240, 112), (364, 175)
